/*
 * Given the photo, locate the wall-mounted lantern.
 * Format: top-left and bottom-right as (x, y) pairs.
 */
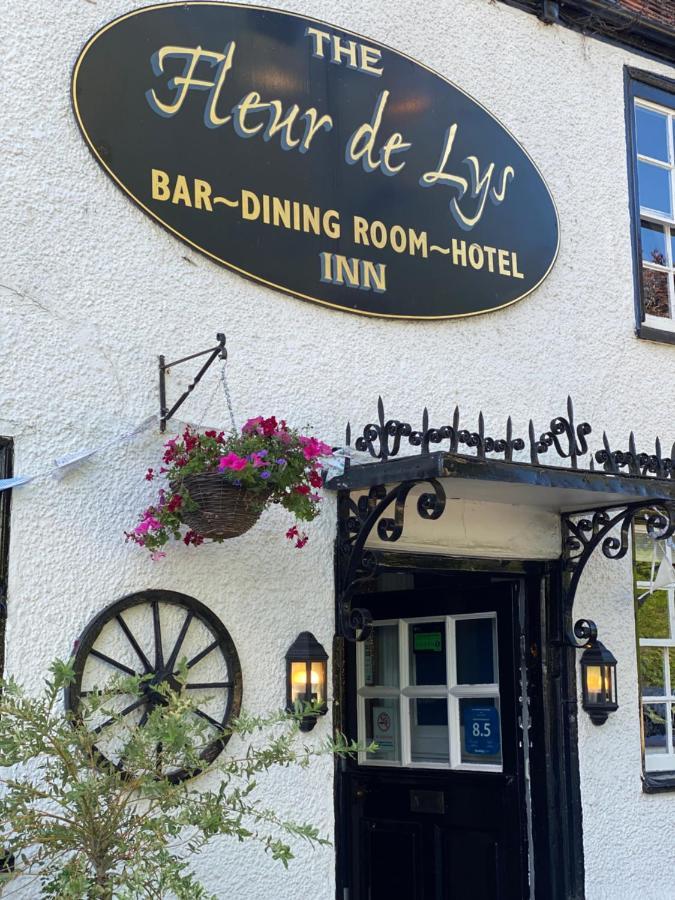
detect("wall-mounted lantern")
(285, 632), (328, 732)
(570, 619), (618, 726)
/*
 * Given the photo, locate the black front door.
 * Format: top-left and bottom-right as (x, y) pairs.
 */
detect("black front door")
(339, 577), (528, 900)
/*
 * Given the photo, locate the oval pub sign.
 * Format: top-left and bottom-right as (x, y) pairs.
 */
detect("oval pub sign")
(73, 3), (559, 319)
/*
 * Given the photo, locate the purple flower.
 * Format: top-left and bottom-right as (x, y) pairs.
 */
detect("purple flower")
(260, 471), (271, 479)
(257, 449), (268, 457)
(276, 458), (287, 467)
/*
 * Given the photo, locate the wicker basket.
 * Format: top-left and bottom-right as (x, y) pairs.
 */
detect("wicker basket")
(177, 473), (269, 540)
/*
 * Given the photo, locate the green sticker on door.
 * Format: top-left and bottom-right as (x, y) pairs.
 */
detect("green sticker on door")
(413, 631), (442, 652)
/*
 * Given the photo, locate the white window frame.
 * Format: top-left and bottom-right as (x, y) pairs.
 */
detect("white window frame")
(356, 613), (502, 773)
(634, 527), (675, 773)
(634, 96), (675, 330)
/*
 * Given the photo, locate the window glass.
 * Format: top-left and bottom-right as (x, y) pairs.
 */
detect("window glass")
(364, 625), (399, 687)
(459, 698), (502, 765)
(636, 589), (670, 639)
(641, 221), (667, 266)
(639, 648), (665, 697)
(636, 106), (669, 162)
(633, 524), (675, 774)
(409, 622), (446, 686)
(641, 268), (670, 318)
(365, 698), (400, 763)
(643, 704), (667, 755)
(456, 618), (495, 684)
(637, 161), (672, 217)
(409, 699), (449, 763)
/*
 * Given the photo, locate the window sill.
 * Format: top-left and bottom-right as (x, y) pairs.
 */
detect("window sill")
(636, 323), (675, 346)
(642, 771), (675, 793)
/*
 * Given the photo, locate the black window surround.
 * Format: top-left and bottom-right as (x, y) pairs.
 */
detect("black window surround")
(626, 67), (675, 345)
(0, 439), (13, 679)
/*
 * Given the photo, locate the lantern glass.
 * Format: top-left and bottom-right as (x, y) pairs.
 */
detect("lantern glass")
(285, 633), (329, 730)
(580, 639), (618, 725)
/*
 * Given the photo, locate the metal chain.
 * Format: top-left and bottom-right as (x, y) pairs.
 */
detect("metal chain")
(220, 363), (237, 433)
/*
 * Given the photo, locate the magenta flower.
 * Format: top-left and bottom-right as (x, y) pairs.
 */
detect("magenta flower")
(242, 416), (264, 435)
(218, 452), (248, 471)
(298, 436), (333, 460)
(150, 551), (167, 561)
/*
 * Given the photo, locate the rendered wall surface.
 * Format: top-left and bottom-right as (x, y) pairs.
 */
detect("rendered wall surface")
(1, 0), (674, 897)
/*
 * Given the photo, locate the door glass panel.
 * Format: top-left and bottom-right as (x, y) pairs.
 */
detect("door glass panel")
(643, 703), (667, 754)
(409, 622), (446, 685)
(639, 647), (665, 697)
(459, 698), (502, 765)
(365, 698), (400, 763)
(456, 618), (495, 684)
(364, 625), (399, 687)
(636, 590), (670, 639)
(409, 698), (449, 763)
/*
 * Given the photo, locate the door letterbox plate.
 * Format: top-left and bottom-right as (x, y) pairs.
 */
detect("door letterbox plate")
(409, 789), (445, 814)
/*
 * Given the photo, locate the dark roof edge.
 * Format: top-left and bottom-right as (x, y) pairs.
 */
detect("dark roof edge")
(497, 0), (674, 67)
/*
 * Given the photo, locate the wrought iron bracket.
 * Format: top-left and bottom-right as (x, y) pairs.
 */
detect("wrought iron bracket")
(159, 333), (227, 432)
(336, 478), (446, 641)
(551, 618), (598, 650)
(561, 499), (675, 618)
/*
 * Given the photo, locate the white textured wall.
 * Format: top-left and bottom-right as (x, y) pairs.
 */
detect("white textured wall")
(2, 1), (674, 897)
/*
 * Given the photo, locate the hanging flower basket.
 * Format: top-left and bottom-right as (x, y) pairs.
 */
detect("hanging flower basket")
(177, 473), (270, 540)
(126, 417), (334, 558)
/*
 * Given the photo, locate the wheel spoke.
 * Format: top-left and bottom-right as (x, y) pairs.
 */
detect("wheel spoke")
(89, 649), (137, 677)
(185, 682), (233, 690)
(152, 601), (164, 670)
(91, 697), (146, 734)
(193, 708), (224, 730)
(182, 640), (219, 672)
(166, 611), (194, 673)
(116, 614), (152, 672)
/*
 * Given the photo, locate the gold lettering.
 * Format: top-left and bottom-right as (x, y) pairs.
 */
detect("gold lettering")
(409, 228), (428, 258)
(468, 243), (484, 270)
(331, 35), (358, 69)
(303, 205), (320, 235)
(381, 132), (411, 175)
(483, 246), (497, 273)
(359, 45), (384, 76)
(336, 255), (360, 287)
(511, 252), (524, 279)
(241, 189), (260, 220)
(300, 108), (334, 152)
(498, 249), (511, 276)
(233, 91), (268, 136)
(353, 216), (370, 245)
(151, 168), (170, 201)
(272, 196), (291, 229)
(451, 238), (467, 267)
(172, 174), (192, 206)
(193, 178), (213, 211)
(265, 101), (301, 149)
(370, 221), (387, 249)
(390, 225), (406, 254)
(305, 27), (331, 58)
(360, 260), (387, 292)
(345, 90), (390, 173)
(323, 210), (341, 239)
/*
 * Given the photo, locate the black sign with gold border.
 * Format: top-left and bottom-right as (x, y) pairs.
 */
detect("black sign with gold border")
(73, 2), (559, 319)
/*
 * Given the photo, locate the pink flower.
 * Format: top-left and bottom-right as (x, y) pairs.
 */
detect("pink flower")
(298, 436), (332, 460)
(135, 516), (161, 535)
(218, 452), (248, 472)
(150, 551), (166, 562)
(242, 416), (264, 435)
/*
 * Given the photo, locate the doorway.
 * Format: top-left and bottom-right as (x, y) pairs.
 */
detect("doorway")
(336, 571), (536, 900)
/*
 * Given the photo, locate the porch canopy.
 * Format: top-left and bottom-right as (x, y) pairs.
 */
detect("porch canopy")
(325, 397), (675, 641)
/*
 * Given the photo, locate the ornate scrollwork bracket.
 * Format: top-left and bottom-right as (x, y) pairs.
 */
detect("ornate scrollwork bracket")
(561, 499), (675, 616)
(336, 478), (446, 641)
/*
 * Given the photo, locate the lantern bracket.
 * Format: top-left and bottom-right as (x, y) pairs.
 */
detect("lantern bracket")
(159, 333), (227, 432)
(560, 618), (598, 650)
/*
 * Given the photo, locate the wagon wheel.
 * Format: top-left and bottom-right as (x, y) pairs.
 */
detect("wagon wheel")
(64, 590), (242, 783)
